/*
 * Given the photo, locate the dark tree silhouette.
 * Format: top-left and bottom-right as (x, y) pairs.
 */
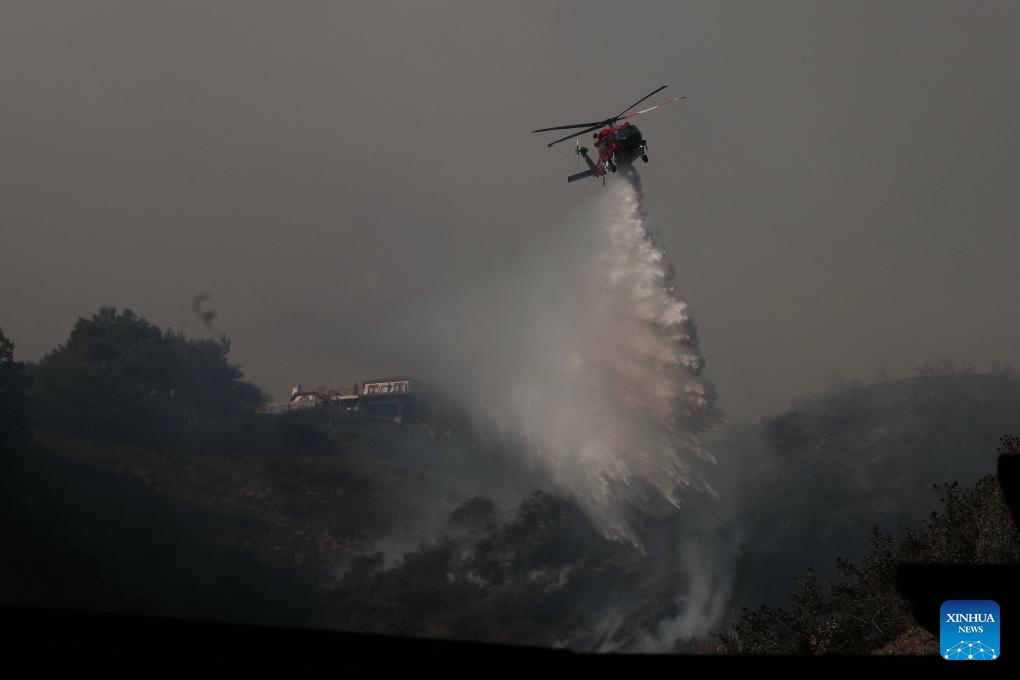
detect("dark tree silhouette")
(29, 307), (266, 439)
(0, 328), (32, 452)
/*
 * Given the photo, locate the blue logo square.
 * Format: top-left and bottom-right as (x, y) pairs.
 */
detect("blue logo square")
(941, 600), (1000, 660)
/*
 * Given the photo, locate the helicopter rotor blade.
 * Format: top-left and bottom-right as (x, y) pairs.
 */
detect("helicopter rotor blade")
(531, 120), (608, 134)
(612, 84), (669, 122)
(619, 96), (685, 120)
(532, 85), (677, 148)
(546, 123), (605, 148)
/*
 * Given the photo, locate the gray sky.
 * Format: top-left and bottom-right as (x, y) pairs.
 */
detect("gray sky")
(2, 1), (1019, 420)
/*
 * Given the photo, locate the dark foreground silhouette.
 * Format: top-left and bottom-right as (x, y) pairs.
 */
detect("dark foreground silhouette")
(0, 604), (976, 666)
(895, 453), (1019, 639)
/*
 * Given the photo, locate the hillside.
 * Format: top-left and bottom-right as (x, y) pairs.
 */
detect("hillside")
(2, 372), (1017, 649)
(710, 372), (1020, 608)
(0, 409), (538, 627)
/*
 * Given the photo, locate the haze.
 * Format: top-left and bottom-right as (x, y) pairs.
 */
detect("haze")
(2, 1), (1019, 421)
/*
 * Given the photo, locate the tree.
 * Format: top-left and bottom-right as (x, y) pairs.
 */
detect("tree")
(0, 328), (32, 451)
(447, 496), (498, 533)
(715, 569), (834, 655)
(713, 438), (1019, 655)
(29, 307), (267, 439)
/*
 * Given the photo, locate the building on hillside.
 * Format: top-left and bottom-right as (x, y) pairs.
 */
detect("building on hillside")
(278, 377), (433, 425)
(289, 384), (360, 407)
(360, 377), (424, 395)
(358, 376), (430, 424)
(324, 385), (360, 411)
(289, 385), (329, 406)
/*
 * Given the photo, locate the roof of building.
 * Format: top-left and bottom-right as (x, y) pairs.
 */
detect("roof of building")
(361, 376), (417, 384)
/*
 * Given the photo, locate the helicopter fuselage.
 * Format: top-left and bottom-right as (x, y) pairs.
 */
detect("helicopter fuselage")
(593, 122), (647, 167)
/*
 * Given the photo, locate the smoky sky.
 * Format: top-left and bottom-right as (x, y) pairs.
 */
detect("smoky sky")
(2, 1), (1019, 420)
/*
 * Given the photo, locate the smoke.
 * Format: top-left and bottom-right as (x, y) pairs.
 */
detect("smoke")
(626, 529), (743, 653)
(392, 168), (723, 547)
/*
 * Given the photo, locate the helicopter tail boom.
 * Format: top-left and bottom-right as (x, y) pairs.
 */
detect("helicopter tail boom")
(568, 144), (600, 183)
(568, 169), (596, 183)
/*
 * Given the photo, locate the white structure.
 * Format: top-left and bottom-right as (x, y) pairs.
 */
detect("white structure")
(272, 377), (429, 422)
(290, 384), (328, 404)
(289, 383), (361, 411)
(361, 376), (422, 395)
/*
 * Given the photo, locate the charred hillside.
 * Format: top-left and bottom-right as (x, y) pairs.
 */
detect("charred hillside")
(712, 372), (1020, 609)
(3, 309), (1018, 651)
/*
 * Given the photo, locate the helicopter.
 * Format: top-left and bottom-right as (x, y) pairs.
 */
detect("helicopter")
(531, 84), (684, 184)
